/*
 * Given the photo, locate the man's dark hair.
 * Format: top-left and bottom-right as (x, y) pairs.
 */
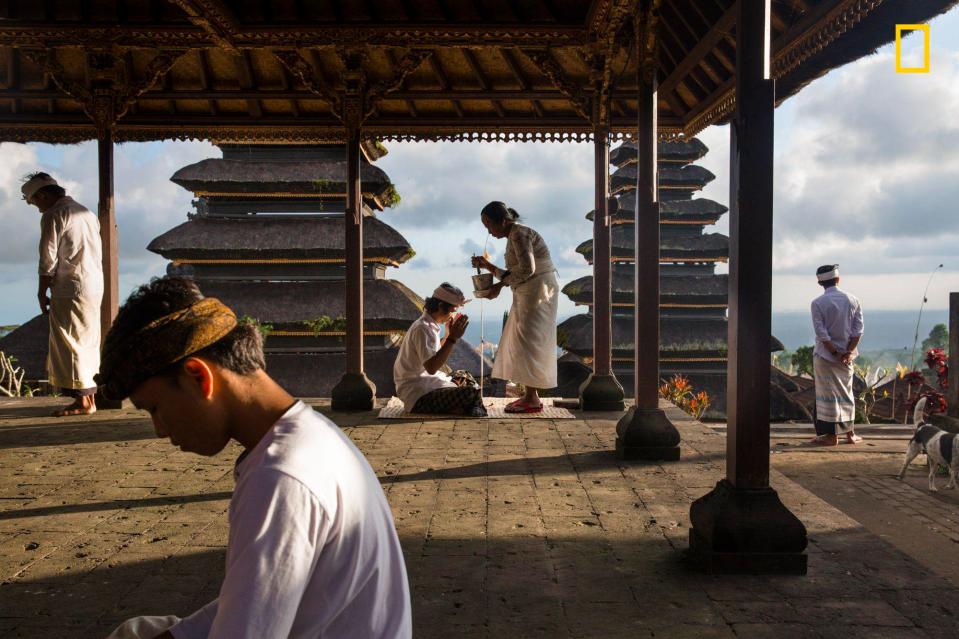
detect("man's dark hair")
(112, 276), (265, 378)
(423, 297), (455, 314)
(816, 263), (839, 288)
(24, 171), (66, 200)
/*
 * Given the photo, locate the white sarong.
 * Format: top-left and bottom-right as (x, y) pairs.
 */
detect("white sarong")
(493, 270), (558, 389)
(813, 355), (855, 429)
(47, 292), (101, 391)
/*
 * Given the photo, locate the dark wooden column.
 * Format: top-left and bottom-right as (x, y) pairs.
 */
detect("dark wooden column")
(932, 292), (958, 429)
(331, 124), (376, 410)
(97, 127), (119, 336)
(615, 29), (679, 460)
(94, 125), (122, 409)
(580, 125), (625, 411)
(689, 0), (807, 575)
(950, 293), (959, 418)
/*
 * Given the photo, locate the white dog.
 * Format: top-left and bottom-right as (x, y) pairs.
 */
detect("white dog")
(897, 397), (959, 491)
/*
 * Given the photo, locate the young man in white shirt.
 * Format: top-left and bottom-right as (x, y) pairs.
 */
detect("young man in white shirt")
(22, 172), (103, 416)
(809, 264), (865, 446)
(393, 283), (487, 416)
(97, 277), (411, 639)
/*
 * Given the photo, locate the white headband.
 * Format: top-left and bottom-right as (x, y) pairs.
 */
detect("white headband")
(817, 268), (839, 282)
(432, 285), (470, 306)
(21, 175), (59, 204)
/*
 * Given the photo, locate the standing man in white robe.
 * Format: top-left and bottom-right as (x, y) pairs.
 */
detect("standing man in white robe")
(809, 264), (864, 446)
(22, 173), (103, 416)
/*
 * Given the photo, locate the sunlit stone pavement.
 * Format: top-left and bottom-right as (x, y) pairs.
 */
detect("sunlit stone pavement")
(1, 397), (958, 638)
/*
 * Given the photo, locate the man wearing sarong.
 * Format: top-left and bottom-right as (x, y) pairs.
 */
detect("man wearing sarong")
(22, 173), (102, 416)
(393, 283), (487, 416)
(809, 264), (864, 446)
(98, 277), (411, 639)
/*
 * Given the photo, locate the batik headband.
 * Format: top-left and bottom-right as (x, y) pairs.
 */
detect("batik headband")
(95, 298), (238, 401)
(817, 267), (839, 282)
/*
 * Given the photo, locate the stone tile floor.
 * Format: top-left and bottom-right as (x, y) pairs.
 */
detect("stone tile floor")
(1, 397), (958, 638)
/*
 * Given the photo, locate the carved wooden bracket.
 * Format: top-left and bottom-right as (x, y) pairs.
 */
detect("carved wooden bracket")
(21, 48), (187, 130)
(165, 0), (240, 52)
(636, 0), (661, 85)
(520, 47), (592, 121)
(272, 48), (343, 120)
(364, 49), (432, 119)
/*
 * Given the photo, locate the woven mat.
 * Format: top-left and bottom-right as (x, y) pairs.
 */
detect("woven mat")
(377, 396), (576, 419)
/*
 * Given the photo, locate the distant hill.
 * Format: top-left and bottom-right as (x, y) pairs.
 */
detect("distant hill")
(0, 325), (19, 338)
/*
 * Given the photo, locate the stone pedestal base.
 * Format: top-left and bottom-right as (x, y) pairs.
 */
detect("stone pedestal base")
(615, 406), (680, 461)
(579, 373), (625, 412)
(931, 413), (959, 433)
(331, 372), (376, 411)
(689, 479), (807, 575)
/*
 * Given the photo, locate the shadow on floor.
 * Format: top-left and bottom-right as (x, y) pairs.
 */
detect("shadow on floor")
(0, 419), (156, 450)
(0, 491), (233, 521)
(380, 449), (726, 484)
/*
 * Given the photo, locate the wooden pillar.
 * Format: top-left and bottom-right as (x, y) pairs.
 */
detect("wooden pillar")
(97, 127), (119, 337)
(949, 293), (959, 418)
(614, 25), (680, 460)
(689, 0), (807, 575)
(331, 126), (376, 410)
(93, 126), (123, 409)
(932, 292), (958, 429)
(579, 125), (625, 411)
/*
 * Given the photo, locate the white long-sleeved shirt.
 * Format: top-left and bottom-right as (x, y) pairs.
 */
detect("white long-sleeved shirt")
(171, 401), (411, 639)
(811, 286), (864, 362)
(38, 196), (102, 298)
(492, 223), (555, 288)
(393, 312), (455, 409)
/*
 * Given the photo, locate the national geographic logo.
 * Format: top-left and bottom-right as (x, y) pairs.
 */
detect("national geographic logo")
(895, 24), (930, 73)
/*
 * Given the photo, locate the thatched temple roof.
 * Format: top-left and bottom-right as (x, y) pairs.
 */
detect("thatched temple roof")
(563, 273), (729, 307)
(148, 216), (414, 263)
(576, 228), (728, 263)
(0, 315), (47, 382)
(558, 314), (729, 357)
(609, 138), (709, 168)
(172, 156), (394, 209)
(587, 194), (728, 225)
(198, 279), (422, 331)
(611, 164), (716, 195)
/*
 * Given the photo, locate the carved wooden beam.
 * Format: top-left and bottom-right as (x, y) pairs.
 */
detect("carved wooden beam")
(165, 0), (240, 52)
(272, 48), (342, 117)
(20, 49), (92, 108)
(364, 48), (432, 118)
(520, 47), (592, 120)
(114, 49), (188, 119)
(0, 23), (587, 49)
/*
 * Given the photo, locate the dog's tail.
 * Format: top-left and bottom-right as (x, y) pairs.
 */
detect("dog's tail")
(913, 397), (928, 426)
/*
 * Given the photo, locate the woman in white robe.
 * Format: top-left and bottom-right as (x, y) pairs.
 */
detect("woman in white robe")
(471, 201), (558, 414)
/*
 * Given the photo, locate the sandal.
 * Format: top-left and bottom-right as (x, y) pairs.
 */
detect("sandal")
(505, 400), (543, 414)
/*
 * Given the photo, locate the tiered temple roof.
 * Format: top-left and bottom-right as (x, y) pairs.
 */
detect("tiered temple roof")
(556, 137), (733, 416)
(152, 143), (483, 398)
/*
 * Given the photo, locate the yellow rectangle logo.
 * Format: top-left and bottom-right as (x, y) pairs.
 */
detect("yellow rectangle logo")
(896, 24), (930, 73)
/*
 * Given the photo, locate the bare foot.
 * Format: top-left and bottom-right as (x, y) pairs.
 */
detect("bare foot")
(52, 397), (96, 417)
(845, 433), (863, 444)
(806, 435), (838, 447)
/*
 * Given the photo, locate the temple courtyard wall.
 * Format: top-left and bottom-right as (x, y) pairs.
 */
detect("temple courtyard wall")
(1, 398), (958, 638)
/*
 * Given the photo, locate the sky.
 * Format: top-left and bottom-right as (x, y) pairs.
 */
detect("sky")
(1, 8), (958, 327)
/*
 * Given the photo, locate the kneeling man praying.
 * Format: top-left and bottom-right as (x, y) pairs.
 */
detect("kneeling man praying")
(393, 283), (487, 416)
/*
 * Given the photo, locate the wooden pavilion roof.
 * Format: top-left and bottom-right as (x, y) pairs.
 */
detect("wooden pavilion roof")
(0, 0), (954, 144)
